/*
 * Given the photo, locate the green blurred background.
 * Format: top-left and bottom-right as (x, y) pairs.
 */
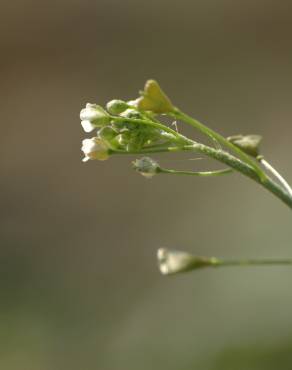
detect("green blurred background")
(1, 1), (292, 369)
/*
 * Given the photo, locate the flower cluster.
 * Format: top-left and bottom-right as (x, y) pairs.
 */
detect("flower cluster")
(80, 81), (178, 162)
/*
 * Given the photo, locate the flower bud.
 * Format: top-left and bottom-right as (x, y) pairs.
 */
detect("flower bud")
(80, 103), (110, 132)
(132, 157), (160, 178)
(81, 137), (110, 161)
(120, 108), (143, 119)
(137, 80), (174, 114)
(98, 126), (118, 141)
(157, 248), (212, 275)
(97, 126), (120, 150)
(106, 100), (129, 115)
(227, 134), (262, 157)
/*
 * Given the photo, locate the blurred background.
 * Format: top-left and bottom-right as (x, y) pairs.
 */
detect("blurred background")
(1, 1), (292, 369)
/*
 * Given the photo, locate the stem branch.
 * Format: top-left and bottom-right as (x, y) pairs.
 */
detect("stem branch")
(158, 167), (232, 177)
(171, 109), (266, 180)
(214, 258), (292, 267)
(259, 157), (292, 197)
(111, 116), (292, 209)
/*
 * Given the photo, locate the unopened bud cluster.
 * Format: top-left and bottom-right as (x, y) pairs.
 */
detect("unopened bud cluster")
(80, 81), (178, 162)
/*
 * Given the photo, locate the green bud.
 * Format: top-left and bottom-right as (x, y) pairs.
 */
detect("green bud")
(120, 108), (144, 119)
(106, 100), (129, 115)
(227, 134), (262, 157)
(132, 157), (160, 178)
(98, 126), (118, 141)
(137, 80), (174, 114)
(97, 126), (119, 149)
(157, 248), (213, 275)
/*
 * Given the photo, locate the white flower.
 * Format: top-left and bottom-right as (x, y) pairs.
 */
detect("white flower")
(157, 248), (209, 275)
(81, 137), (109, 162)
(80, 103), (110, 132)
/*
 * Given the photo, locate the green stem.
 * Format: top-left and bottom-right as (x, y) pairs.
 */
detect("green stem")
(171, 108), (267, 181)
(185, 143), (292, 209)
(213, 257), (292, 268)
(111, 146), (176, 155)
(259, 157), (292, 196)
(158, 167), (232, 177)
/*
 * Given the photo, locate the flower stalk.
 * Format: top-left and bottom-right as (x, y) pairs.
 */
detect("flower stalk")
(157, 248), (292, 275)
(158, 167), (233, 177)
(170, 108), (267, 181)
(258, 157), (292, 197)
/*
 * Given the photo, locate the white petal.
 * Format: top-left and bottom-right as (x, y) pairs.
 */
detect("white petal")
(82, 138), (92, 146)
(81, 137), (109, 161)
(81, 138), (96, 154)
(81, 120), (95, 133)
(127, 98), (139, 107)
(80, 104), (101, 121)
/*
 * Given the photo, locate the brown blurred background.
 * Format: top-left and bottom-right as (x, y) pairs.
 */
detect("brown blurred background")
(1, 1), (292, 369)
